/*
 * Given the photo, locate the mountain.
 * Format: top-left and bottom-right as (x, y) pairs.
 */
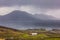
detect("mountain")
(0, 10), (36, 21)
(0, 10), (41, 29)
(0, 10), (60, 29)
(34, 14), (56, 20)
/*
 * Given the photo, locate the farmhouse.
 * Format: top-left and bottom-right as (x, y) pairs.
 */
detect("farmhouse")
(30, 33), (38, 36)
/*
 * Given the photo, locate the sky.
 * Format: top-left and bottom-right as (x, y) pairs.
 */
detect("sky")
(0, 0), (60, 19)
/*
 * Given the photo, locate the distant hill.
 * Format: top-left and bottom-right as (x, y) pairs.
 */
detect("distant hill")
(0, 10), (38, 21)
(0, 26), (21, 32)
(34, 14), (56, 20)
(0, 10), (40, 29)
(0, 10), (60, 29)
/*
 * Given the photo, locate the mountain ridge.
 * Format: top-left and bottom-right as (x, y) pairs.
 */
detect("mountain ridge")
(0, 10), (60, 29)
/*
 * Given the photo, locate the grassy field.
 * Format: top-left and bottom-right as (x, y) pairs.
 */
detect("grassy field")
(0, 26), (60, 40)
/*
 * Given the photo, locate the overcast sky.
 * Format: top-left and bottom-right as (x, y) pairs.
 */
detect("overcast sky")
(0, 0), (60, 19)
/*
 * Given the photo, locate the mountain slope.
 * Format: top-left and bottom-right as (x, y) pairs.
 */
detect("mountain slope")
(0, 10), (40, 29)
(0, 10), (36, 21)
(0, 10), (60, 29)
(34, 14), (56, 20)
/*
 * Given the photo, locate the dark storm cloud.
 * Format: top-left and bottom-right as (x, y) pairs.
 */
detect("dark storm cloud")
(0, 0), (60, 9)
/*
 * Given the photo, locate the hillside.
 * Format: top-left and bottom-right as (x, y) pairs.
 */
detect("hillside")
(0, 26), (60, 40)
(0, 26), (24, 39)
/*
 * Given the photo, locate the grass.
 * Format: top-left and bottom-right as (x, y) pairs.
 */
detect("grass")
(0, 26), (60, 40)
(0, 33), (59, 40)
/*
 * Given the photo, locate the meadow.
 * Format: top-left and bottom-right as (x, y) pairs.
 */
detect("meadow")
(0, 26), (60, 40)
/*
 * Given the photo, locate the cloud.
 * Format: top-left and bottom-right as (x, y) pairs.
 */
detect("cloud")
(0, 6), (60, 19)
(0, 0), (60, 9)
(20, 6), (42, 14)
(0, 0), (60, 19)
(46, 9), (60, 19)
(0, 7), (16, 15)
(0, 6), (41, 15)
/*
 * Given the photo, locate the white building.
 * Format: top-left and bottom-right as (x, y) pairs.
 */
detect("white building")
(31, 33), (38, 36)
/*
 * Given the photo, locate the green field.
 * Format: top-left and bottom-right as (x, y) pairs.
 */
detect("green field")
(0, 33), (59, 40)
(0, 26), (60, 40)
